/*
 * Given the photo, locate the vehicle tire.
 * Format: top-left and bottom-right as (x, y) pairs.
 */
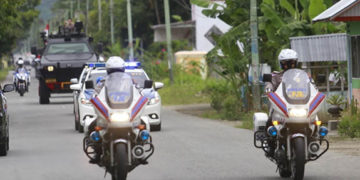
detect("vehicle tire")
(151, 123), (161, 131)
(6, 137), (9, 151)
(0, 143), (7, 156)
(112, 143), (128, 180)
(39, 80), (50, 104)
(75, 118), (79, 131)
(279, 168), (291, 178)
(79, 123), (84, 133)
(291, 138), (305, 180)
(75, 111), (80, 131)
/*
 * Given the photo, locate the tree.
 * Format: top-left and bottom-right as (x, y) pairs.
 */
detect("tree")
(0, 0), (40, 56)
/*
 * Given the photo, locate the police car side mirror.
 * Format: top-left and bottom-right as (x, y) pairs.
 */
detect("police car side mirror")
(70, 78), (78, 84)
(144, 80), (153, 89)
(31, 46), (37, 55)
(154, 82), (164, 90)
(70, 84), (81, 91)
(85, 80), (94, 89)
(263, 74), (272, 83)
(3, 84), (15, 93)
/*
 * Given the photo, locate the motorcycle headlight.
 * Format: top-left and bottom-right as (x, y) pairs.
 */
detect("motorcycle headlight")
(110, 112), (130, 123)
(288, 108), (308, 118)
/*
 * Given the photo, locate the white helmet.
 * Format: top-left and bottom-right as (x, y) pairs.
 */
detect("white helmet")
(106, 56), (125, 74)
(17, 60), (24, 66)
(278, 49), (298, 70)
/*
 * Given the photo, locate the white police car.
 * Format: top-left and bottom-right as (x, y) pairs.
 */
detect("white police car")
(70, 65), (91, 131)
(124, 62), (164, 131)
(70, 63), (106, 132)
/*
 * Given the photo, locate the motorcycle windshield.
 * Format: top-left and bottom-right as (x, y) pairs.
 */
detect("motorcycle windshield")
(282, 69), (310, 104)
(105, 72), (133, 109)
(17, 68), (27, 74)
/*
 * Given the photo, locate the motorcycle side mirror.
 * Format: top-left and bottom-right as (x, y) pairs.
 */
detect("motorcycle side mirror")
(263, 74), (272, 82)
(316, 74), (326, 84)
(70, 78), (78, 84)
(85, 80), (94, 89)
(154, 82), (164, 90)
(144, 80), (153, 89)
(3, 84), (15, 93)
(31, 46), (37, 55)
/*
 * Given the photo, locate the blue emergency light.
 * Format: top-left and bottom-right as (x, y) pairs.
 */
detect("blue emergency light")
(87, 63), (106, 68)
(124, 61), (141, 69)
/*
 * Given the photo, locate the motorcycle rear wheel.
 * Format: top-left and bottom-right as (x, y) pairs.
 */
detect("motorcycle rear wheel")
(112, 143), (128, 180)
(291, 138), (305, 180)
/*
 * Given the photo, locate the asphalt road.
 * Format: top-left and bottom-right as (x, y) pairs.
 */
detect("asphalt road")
(0, 69), (359, 180)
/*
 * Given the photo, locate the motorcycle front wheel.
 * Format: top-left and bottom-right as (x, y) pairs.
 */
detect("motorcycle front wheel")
(291, 138), (305, 180)
(112, 143), (128, 180)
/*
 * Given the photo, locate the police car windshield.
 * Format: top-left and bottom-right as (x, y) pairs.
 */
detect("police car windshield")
(88, 71), (107, 88)
(46, 43), (90, 54)
(127, 72), (148, 88)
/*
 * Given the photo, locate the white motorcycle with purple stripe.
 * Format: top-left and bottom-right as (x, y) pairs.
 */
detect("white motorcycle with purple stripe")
(253, 69), (329, 180)
(83, 72), (154, 180)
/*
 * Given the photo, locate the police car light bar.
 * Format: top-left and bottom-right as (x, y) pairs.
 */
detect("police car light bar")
(87, 63), (105, 68)
(124, 61), (141, 69)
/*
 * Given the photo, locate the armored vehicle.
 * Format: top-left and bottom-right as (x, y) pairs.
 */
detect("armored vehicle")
(32, 22), (102, 104)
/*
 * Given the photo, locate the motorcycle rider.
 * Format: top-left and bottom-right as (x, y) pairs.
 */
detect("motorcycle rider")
(88, 56), (129, 164)
(265, 49), (299, 157)
(265, 49), (298, 93)
(14, 58), (30, 90)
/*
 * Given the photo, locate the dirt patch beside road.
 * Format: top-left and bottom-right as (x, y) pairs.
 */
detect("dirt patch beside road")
(328, 136), (360, 156)
(173, 104), (360, 156)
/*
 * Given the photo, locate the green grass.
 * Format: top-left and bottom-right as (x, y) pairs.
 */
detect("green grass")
(235, 112), (254, 130)
(200, 109), (222, 120)
(158, 74), (210, 105)
(0, 68), (10, 81)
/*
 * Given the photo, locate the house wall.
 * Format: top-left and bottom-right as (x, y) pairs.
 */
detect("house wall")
(192, 2), (231, 52)
(348, 22), (360, 105)
(154, 28), (193, 42)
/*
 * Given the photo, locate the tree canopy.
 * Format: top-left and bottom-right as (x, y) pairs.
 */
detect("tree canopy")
(0, 0), (40, 56)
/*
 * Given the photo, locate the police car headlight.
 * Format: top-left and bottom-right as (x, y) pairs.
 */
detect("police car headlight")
(289, 108), (307, 117)
(47, 66), (54, 72)
(110, 112), (130, 123)
(148, 94), (160, 105)
(81, 98), (91, 104)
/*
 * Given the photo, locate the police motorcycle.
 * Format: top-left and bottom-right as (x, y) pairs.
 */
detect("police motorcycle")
(14, 68), (30, 96)
(253, 69), (329, 180)
(83, 70), (154, 180)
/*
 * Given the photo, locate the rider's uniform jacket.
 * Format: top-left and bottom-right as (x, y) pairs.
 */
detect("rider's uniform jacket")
(265, 71), (285, 92)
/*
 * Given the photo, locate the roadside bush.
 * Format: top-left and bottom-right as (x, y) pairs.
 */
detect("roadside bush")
(338, 112), (360, 138)
(205, 80), (244, 120)
(338, 98), (360, 138)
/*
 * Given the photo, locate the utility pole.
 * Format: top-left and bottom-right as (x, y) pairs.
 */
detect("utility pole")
(110, 0), (115, 45)
(70, 0), (74, 19)
(164, 0), (174, 83)
(98, 0), (102, 31)
(85, 0), (89, 33)
(127, 0), (134, 60)
(250, 0), (261, 110)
